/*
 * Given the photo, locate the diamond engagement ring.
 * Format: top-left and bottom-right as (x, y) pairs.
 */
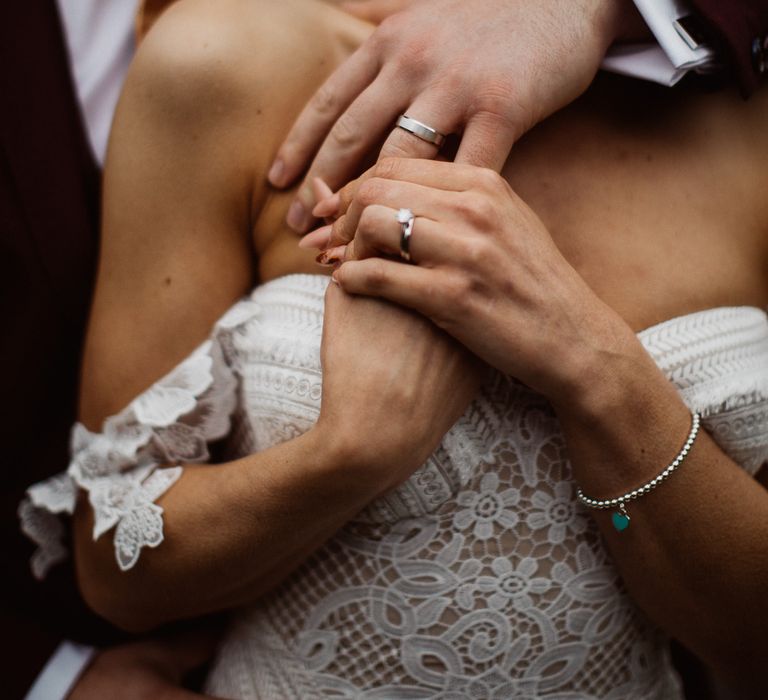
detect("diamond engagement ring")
(396, 208), (415, 262)
(395, 115), (446, 147)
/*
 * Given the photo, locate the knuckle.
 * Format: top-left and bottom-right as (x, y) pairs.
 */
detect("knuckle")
(442, 273), (473, 314)
(453, 236), (486, 271)
(373, 15), (398, 44)
(474, 167), (505, 194)
(466, 237), (496, 270)
(452, 192), (495, 227)
(393, 40), (430, 79)
(434, 69), (468, 101)
(474, 195), (499, 226)
(357, 178), (385, 206)
(357, 207), (379, 241)
(479, 83), (534, 136)
(328, 113), (361, 151)
(465, 192), (499, 229)
(311, 83), (340, 118)
(365, 259), (389, 290)
(331, 215), (352, 244)
(374, 157), (400, 180)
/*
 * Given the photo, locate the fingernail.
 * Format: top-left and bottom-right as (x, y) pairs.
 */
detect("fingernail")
(315, 251), (336, 267)
(331, 270), (340, 285)
(298, 224), (332, 250)
(286, 199), (308, 232)
(312, 192), (341, 219)
(268, 159), (285, 187)
(315, 245), (346, 267)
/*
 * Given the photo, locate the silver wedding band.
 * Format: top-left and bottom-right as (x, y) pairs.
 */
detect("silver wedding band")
(396, 208), (415, 262)
(395, 115), (446, 147)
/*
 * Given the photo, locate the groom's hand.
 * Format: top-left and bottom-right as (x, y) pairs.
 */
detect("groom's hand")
(270, 0), (640, 232)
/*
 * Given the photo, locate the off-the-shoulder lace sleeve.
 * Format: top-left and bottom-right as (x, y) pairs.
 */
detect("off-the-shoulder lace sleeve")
(19, 299), (261, 578)
(638, 306), (768, 477)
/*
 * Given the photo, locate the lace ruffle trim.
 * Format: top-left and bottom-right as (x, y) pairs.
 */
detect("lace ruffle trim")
(19, 300), (260, 578)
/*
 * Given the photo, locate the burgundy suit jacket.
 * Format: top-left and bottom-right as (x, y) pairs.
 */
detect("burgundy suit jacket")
(0, 2), (123, 698)
(692, 0), (768, 94)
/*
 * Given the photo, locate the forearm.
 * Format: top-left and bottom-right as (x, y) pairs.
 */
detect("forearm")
(74, 428), (388, 633)
(555, 331), (768, 684)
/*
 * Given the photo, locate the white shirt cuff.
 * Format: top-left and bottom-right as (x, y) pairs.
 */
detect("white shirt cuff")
(602, 0), (716, 86)
(24, 641), (96, 700)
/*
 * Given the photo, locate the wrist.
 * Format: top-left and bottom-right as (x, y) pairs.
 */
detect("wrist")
(548, 317), (669, 423)
(302, 424), (408, 498)
(553, 346), (692, 497)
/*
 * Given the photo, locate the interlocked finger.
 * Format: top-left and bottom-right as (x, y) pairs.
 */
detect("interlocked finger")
(330, 177), (453, 248)
(347, 204), (445, 266)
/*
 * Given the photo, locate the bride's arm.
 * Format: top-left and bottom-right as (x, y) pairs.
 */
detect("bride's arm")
(325, 158), (768, 689)
(72, 0), (478, 633)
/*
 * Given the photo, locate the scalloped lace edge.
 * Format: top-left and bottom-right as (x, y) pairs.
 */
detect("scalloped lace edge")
(19, 298), (260, 578)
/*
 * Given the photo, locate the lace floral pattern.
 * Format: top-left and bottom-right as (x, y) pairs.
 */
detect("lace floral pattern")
(19, 302), (255, 576)
(202, 281), (768, 699)
(20, 271), (768, 698)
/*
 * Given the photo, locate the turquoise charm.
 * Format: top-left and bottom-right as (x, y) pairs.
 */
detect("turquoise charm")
(612, 506), (630, 532)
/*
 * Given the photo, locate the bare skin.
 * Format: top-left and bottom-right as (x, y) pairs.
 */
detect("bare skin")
(68, 626), (223, 700)
(271, 0), (648, 232)
(74, 0), (768, 691)
(75, 0), (481, 634)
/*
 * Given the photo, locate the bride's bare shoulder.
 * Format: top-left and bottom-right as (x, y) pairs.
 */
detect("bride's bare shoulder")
(128, 0), (371, 247)
(135, 0), (370, 130)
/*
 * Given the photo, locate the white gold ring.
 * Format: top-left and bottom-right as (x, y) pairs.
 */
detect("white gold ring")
(395, 115), (446, 147)
(396, 208), (415, 262)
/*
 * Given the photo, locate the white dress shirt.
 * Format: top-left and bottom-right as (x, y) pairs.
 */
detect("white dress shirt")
(605, 0), (716, 85)
(55, 0), (138, 166)
(25, 0), (712, 697)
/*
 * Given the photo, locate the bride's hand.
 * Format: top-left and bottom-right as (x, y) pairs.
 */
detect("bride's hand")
(310, 158), (639, 409)
(317, 280), (483, 491)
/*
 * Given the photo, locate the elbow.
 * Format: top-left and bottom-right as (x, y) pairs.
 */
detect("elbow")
(72, 504), (169, 634)
(74, 546), (168, 634)
(76, 567), (164, 634)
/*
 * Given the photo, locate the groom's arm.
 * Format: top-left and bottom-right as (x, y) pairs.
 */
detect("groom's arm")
(611, 0), (768, 93)
(268, 0), (768, 235)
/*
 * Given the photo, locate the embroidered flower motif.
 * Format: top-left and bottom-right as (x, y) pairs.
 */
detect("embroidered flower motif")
(477, 557), (551, 612)
(453, 473), (519, 540)
(526, 481), (588, 545)
(20, 295), (256, 577)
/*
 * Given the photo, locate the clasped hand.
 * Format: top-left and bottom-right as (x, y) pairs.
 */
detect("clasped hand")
(317, 276), (482, 491)
(305, 158), (634, 408)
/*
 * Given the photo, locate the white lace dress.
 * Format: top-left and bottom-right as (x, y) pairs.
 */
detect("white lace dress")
(22, 274), (768, 699)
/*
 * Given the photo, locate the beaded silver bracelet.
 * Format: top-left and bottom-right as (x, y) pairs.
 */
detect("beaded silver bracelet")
(576, 412), (701, 532)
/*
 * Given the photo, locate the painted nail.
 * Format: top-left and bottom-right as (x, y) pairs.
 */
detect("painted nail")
(315, 251), (337, 267)
(298, 224), (333, 250)
(286, 199), (308, 231)
(315, 245), (346, 266)
(268, 158), (285, 187)
(312, 192), (341, 219)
